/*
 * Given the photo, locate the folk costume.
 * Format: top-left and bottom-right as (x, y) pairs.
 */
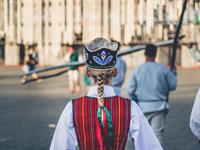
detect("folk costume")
(50, 38), (162, 150)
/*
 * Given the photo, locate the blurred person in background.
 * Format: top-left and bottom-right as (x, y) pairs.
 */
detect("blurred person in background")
(128, 44), (177, 146)
(190, 88), (200, 144)
(21, 44), (40, 84)
(78, 48), (92, 91)
(78, 48), (88, 88)
(17, 40), (25, 65)
(112, 57), (126, 95)
(64, 46), (80, 93)
(111, 41), (126, 95)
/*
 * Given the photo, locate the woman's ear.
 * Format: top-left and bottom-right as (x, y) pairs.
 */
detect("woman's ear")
(113, 68), (117, 77)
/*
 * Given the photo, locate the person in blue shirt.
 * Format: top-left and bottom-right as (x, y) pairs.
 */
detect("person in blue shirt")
(128, 44), (177, 146)
(111, 41), (127, 95)
(112, 57), (126, 95)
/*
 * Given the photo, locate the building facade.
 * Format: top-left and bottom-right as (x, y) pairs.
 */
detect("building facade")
(0, 0), (200, 67)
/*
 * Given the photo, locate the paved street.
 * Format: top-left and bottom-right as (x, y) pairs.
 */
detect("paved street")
(0, 66), (200, 150)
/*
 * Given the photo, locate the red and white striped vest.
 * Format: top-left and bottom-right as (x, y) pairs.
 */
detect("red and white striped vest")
(72, 96), (131, 150)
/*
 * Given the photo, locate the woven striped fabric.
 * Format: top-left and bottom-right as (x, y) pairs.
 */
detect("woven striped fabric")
(72, 96), (131, 150)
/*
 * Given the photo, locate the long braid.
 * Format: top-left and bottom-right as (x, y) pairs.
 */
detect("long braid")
(89, 69), (114, 106)
(89, 68), (115, 148)
(97, 75), (105, 107)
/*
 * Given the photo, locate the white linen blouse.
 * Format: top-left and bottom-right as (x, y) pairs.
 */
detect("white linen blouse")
(50, 85), (163, 150)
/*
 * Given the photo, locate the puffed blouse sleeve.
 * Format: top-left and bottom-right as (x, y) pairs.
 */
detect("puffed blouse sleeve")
(50, 101), (78, 150)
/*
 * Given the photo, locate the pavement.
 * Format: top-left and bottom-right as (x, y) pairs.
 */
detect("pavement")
(0, 66), (200, 150)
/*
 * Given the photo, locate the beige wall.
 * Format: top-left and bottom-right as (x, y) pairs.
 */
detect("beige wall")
(2, 0), (200, 67)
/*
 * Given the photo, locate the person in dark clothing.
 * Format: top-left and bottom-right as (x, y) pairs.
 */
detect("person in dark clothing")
(18, 40), (26, 65)
(21, 45), (40, 84)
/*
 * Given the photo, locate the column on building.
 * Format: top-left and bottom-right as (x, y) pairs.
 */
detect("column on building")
(82, 0), (90, 42)
(145, 0), (154, 37)
(5, 0), (18, 65)
(163, 0), (168, 40)
(48, 0), (53, 64)
(22, 0), (34, 44)
(157, 0), (169, 66)
(17, 0), (21, 43)
(176, 0), (183, 19)
(3, 0), (8, 64)
(34, 0), (44, 65)
(0, 1), (4, 35)
(102, 0), (109, 40)
(9, 0), (14, 42)
(154, 0), (158, 40)
(82, 0), (102, 42)
(120, 0), (126, 43)
(49, 0), (64, 64)
(157, 0), (168, 65)
(131, 0), (145, 67)
(123, 0), (134, 67)
(88, 1), (94, 41)
(66, 0), (74, 45)
(44, 0), (50, 64)
(74, 0), (82, 37)
(163, 0), (168, 41)
(175, 0), (184, 67)
(136, 0), (144, 37)
(124, 0), (135, 44)
(90, 0), (101, 40)
(58, 0), (65, 61)
(3, 0), (8, 34)
(158, 0), (164, 40)
(89, 0), (95, 41)
(167, 0), (175, 31)
(110, 0), (121, 41)
(62, 0), (67, 43)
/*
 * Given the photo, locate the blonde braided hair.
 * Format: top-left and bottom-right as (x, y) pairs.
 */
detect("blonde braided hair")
(97, 75), (104, 107)
(89, 68), (115, 107)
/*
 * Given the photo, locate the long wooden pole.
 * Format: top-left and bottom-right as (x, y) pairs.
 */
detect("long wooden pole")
(21, 39), (179, 77)
(170, 0), (188, 70)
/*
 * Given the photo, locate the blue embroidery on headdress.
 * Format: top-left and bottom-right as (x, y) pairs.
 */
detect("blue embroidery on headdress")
(93, 51), (113, 66)
(104, 56), (113, 65)
(93, 56), (104, 65)
(101, 51), (106, 61)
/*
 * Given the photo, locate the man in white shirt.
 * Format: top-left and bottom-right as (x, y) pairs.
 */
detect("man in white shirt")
(190, 88), (200, 143)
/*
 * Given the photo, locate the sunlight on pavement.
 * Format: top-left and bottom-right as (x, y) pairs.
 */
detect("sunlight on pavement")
(48, 124), (56, 129)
